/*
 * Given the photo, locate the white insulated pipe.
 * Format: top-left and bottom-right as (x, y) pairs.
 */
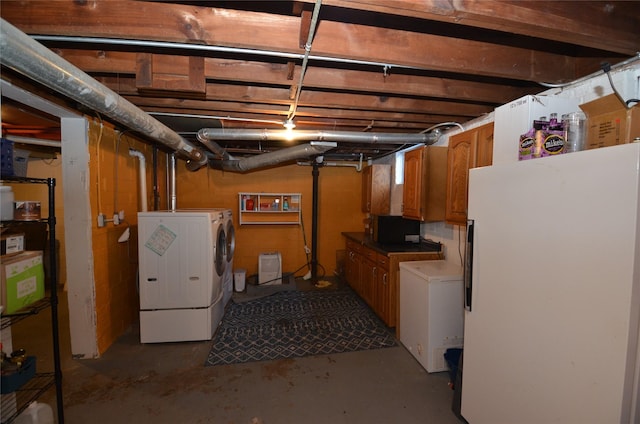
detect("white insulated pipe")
(128, 149), (148, 212)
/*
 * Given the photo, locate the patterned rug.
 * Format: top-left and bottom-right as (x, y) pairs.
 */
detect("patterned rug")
(205, 285), (397, 366)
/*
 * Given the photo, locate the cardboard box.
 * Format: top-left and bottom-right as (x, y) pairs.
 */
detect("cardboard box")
(579, 94), (640, 150)
(1, 250), (45, 314)
(1, 232), (25, 256)
(14, 201), (41, 221)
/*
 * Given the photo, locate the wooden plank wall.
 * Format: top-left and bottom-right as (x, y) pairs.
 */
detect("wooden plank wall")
(88, 120), (147, 353)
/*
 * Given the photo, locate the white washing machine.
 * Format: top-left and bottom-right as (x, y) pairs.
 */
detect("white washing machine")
(138, 209), (227, 343)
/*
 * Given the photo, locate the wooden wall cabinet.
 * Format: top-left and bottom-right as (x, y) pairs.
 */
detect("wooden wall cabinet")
(362, 164), (391, 215)
(445, 123), (494, 225)
(402, 146), (448, 221)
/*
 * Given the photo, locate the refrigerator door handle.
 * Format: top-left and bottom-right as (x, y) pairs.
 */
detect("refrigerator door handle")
(464, 219), (474, 311)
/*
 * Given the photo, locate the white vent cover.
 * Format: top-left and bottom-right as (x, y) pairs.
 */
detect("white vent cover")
(259, 252), (282, 285)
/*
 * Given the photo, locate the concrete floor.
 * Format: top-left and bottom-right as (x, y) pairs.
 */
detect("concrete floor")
(10, 281), (464, 424)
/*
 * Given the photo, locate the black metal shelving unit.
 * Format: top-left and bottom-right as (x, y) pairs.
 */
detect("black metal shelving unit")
(0, 176), (64, 424)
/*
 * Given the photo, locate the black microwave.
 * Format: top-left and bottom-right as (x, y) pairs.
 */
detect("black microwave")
(372, 215), (421, 244)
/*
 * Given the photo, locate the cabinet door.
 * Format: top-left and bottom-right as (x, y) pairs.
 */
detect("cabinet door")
(345, 241), (362, 292)
(476, 123), (494, 168)
(362, 165), (372, 213)
(445, 133), (475, 225)
(402, 147), (423, 219)
(403, 146), (447, 221)
(376, 253), (390, 325)
(361, 256), (376, 307)
(362, 165), (391, 215)
(445, 123), (494, 225)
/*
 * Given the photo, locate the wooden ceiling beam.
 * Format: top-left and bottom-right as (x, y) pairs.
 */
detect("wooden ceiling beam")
(56, 49), (534, 104)
(97, 75), (493, 117)
(126, 97), (470, 128)
(3, 0), (582, 83)
(306, 0), (640, 55)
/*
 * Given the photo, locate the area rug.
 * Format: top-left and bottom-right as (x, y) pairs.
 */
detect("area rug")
(205, 285), (397, 366)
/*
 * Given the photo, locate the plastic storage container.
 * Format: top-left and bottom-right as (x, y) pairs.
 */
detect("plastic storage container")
(14, 401), (54, 424)
(234, 269), (246, 292)
(562, 111), (587, 153)
(0, 185), (14, 220)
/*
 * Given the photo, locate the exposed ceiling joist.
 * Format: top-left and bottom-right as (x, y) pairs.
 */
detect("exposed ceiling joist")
(1, 0), (637, 162)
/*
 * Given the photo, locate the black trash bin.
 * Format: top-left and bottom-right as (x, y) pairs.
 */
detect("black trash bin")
(445, 348), (468, 423)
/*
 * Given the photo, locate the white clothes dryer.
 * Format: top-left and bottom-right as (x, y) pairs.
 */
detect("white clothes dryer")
(137, 209), (226, 343)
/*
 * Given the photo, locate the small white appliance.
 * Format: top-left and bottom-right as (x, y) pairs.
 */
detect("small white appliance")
(399, 260), (464, 373)
(137, 209), (228, 343)
(233, 269), (246, 292)
(259, 252), (282, 285)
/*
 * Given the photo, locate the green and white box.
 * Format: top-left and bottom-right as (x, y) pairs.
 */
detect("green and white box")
(1, 251), (45, 314)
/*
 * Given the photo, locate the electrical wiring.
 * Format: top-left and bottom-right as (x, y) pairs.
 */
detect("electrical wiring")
(253, 260), (327, 286)
(113, 129), (133, 216)
(300, 208), (311, 275)
(601, 62), (639, 108)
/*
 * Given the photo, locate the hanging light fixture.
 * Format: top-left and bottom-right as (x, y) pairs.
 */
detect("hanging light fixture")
(283, 119), (296, 130)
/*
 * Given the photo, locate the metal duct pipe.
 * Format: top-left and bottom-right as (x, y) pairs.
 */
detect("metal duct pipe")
(297, 152), (364, 171)
(208, 142), (336, 172)
(195, 133), (233, 161)
(197, 128), (441, 145)
(0, 19), (208, 169)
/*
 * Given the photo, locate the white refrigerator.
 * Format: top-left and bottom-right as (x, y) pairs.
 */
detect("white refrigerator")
(461, 142), (640, 424)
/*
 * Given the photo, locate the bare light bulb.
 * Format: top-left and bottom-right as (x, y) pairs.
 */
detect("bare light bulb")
(283, 119), (296, 130)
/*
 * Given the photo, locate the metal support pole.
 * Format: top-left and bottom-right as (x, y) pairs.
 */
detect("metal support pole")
(47, 177), (64, 424)
(311, 162), (319, 280)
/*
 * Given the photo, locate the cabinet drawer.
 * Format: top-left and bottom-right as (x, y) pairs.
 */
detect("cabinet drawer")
(346, 239), (363, 254)
(362, 246), (377, 261)
(377, 253), (389, 269)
